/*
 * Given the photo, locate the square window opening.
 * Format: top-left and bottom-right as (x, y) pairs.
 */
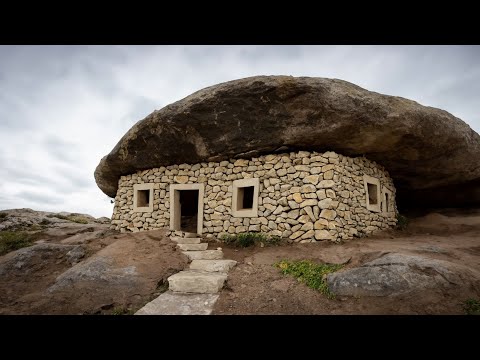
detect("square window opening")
(367, 183), (378, 205)
(231, 178), (259, 217)
(237, 186), (254, 210)
(137, 190), (150, 208)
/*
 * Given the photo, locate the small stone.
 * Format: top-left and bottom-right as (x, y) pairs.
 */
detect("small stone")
(318, 198), (334, 209)
(297, 215), (311, 224)
(326, 189), (336, 198)
(270, 178), (281, 185)
(292, 193), (303, 203)
(215, 205), (226, 212)
(289, 231), (304, 240)
(324, 170), (334, 180)
(273, 206), (283, 215)
(301, 184), (316, 193)
(318, 180), (335, 188)
(294, 165), (310, 172)
(249, 225), (260, 231)
(301, 229), (315, 239)
(300, 199), (317, 208)
(320, 209), (337, 220)
(287, 210), (300, 219)
(315, 230), (331, 240)
(322, 164), (335, 172)
(234, 159), (249, 167)
(304, 206), (316, 221)
(300, 222), (313, 231)
(304, 175), (319, 185)
(288, 200), (300, 209)
(323, 151), (338, 158)
(316, 189), (326, 200)
(314, 218), (329, 229)
(174, 175), (189, 184)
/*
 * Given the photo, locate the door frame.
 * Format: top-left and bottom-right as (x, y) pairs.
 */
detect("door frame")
(169, 183), (204, 235)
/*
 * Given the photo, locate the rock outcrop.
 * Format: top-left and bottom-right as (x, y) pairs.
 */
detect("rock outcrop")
(327, 253), (479, 297)
(95, 76), (480, 207)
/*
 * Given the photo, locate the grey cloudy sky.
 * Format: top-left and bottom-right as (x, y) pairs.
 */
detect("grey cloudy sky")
(0, 45), (478, 218)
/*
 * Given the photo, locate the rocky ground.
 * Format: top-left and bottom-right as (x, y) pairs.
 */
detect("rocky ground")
(213, 209), (480, 314)
(0, 209), (187, 314)
(0, 208), (479, 315)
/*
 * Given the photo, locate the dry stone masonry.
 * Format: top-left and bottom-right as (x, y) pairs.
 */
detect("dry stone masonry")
(111, 150), (397, 243)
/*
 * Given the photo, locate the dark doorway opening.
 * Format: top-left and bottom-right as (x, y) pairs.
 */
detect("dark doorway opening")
(180, 190), (199, 233)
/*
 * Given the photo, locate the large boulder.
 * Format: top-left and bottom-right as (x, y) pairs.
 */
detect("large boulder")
(94, 76), (480, 207)
(327, 253), (479, 297)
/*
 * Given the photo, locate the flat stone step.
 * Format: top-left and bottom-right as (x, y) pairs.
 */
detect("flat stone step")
(168, 270), (228, 294)
(170, 236), (201, 244)
(183, 250), (223, 261)
(177, 243), (208, 251)
(190, 259), (238, 273)
(135, 292), (219, 315)
(184, 232), (199, 238)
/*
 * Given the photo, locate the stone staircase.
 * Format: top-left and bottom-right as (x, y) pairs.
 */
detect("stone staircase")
(135, 231), (237, 315)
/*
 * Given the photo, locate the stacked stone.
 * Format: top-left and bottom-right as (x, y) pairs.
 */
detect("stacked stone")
(111, 150), (397, 242)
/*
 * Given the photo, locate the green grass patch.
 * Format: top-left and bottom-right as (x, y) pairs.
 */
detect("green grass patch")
(396, 214), (409, 230)
(46, 213), (89, 224)
(220, 232), (282, 248)
(274, 259), (344, 298)
(0, 231), (41, 256)
(29, 224), (43, 231)
(463, 299), (480, 315)
(111, 306), (135, 315)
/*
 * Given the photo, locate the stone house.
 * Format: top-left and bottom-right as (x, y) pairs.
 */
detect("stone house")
(110, 150), (396, 243)
(96, 76), (480, 243)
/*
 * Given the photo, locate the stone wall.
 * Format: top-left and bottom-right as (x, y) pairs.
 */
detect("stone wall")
(111, 151), (397, 243)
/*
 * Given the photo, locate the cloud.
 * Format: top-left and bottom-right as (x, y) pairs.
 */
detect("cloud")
(0, 45), (478, 217)
(16, 191), (63, 205)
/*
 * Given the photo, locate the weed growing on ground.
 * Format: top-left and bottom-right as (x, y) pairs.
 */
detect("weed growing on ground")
(47, 213), (89, 224)
(396, 214), (409, 230)
(220, 232), (283, 248)
(0, 231), (40, 255)
(111, 306), (135, 315)
(463, 299), (480, 315)
(275, 259), (344, 298)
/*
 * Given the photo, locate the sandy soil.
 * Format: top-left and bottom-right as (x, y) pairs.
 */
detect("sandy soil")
(213, 209), (480, 314)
